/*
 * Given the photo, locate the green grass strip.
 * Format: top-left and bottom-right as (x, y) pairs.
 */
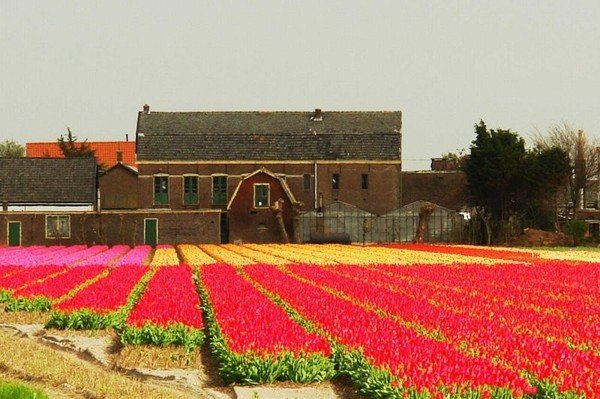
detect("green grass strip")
(119, 322), (204, 351)
(0, 291), (12, 303)
(5, 296), (51, 312)
(0, 380), (48, 399)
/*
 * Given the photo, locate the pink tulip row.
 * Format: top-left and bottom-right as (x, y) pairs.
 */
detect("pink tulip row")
(0, 246), (82, 267)
(13, 265), (107, 300)
(35, 245), (89, 266)
(112, 245), (152, 267)
(244, 264), (535, 397)
(289, 263), (599, 398)
(127, 264), (203, 329)
(0, 246), (59, 266)
(57, 265), (149, 314)
(75, 245), (131, 267)
(200, 263), (331, 356)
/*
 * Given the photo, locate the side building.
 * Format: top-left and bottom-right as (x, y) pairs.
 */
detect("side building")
(0, 158), (98, 246)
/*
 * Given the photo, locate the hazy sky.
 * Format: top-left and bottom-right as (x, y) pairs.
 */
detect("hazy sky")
(1, 1), (599, 170)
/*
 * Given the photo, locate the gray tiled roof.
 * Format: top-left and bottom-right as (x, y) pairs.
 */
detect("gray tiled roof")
(0, 158), (97, 203)
(136, 111), (402, 161)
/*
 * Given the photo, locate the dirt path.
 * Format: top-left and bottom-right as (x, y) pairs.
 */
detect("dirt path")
(0, 322), (362, 399)
(0, 324), (210, 398)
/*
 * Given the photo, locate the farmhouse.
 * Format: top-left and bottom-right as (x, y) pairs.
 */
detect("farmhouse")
(131, 106), (403, 243)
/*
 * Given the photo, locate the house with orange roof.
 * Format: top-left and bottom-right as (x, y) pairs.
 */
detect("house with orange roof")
(26, 141), (136, 168)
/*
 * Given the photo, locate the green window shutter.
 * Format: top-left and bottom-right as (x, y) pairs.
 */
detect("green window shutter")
(212, 176), (227, 205)
(154, 176), (169, 205)
(184, 176), (199, 205)
(254, 184), (270, 208)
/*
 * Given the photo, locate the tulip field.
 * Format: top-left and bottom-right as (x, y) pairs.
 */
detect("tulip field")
(0, 243), (599, 398)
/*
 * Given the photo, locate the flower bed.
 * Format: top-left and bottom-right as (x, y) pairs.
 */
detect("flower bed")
(121, 264), (204, 349)
(245, 263), (536, 398)
(199, 263), (334, 383)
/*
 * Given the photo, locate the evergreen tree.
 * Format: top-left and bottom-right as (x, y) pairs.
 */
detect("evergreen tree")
(463, 121), (570, 243)
(57, 128), (96, 159)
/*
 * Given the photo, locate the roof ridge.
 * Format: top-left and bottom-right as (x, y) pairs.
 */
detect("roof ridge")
(140, 110), (401, 114)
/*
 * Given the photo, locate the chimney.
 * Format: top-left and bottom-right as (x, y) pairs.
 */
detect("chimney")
(116, 150), (123, 163)
(312, 108), (323, 121)
(143, 104), (150, 114)
(125, 134), (129, 142)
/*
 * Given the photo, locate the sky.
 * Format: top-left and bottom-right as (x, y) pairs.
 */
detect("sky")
(1, 1), (599, 170)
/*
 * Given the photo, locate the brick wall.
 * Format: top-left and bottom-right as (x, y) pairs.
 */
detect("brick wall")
(136, 162), (401, 215)
(228, 172), (294, 243)
(0, 210), (220, 246)
(99, 165), (139, 209)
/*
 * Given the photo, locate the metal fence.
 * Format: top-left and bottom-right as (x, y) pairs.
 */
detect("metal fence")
(300, 200), (465, 243)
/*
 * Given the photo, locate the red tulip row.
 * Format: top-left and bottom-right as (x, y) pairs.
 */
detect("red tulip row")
(244, 264), (535, 397)
(367, 263), (600, 348)
(0, 265), (66, 291)
(0, 266), (23, 279)
(198, 264), (334, 383)
(201, 263), (331, 356)
(13, 265), (107, 300)
(287, 263), (599, 398)
(56, 265), (149, 314)
(127, 264), (203, 329)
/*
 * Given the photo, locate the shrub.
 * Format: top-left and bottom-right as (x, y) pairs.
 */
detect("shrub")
(566, 220), (588, 246)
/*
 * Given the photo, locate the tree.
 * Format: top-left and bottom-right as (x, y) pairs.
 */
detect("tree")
(57, 128), (103, 168)
(463, 121), (570, 244)
(532, 122), (599, 213)
(0, 140), (25, 157)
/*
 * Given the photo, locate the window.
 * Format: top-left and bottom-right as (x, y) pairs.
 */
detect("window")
(154, 175), (168, 205)
(332, 173), (340, 190)
(212, 175), (228, 205)
(361, 174), (369, 190)
(303, 174), (311, 190)
(254, 183), (270, 208)
(45, 215), (70, 239)
(183, 176), (199, 205)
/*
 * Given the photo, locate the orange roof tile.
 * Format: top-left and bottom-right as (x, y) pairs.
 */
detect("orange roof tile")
(26, 141), (136, 168)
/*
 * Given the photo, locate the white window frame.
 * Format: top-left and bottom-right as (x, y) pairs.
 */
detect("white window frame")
(45, 215), (71, 239)
(253, 183), (270, 209)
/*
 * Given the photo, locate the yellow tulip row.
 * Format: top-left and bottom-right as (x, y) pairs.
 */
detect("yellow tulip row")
(149, 246), (180, 267)
(247, 244), (503, 266)
(534, 249), (600, 262)
(178, 244), (216, 266)
(198, 244), (255, 266)
(222, 244), (288, 265)
(245, 244), (338, 265)
(453, 244), (600, 263)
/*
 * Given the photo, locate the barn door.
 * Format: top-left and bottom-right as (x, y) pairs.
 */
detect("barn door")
(8, 222), (21, 246)
(144, 218), (158, 246)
